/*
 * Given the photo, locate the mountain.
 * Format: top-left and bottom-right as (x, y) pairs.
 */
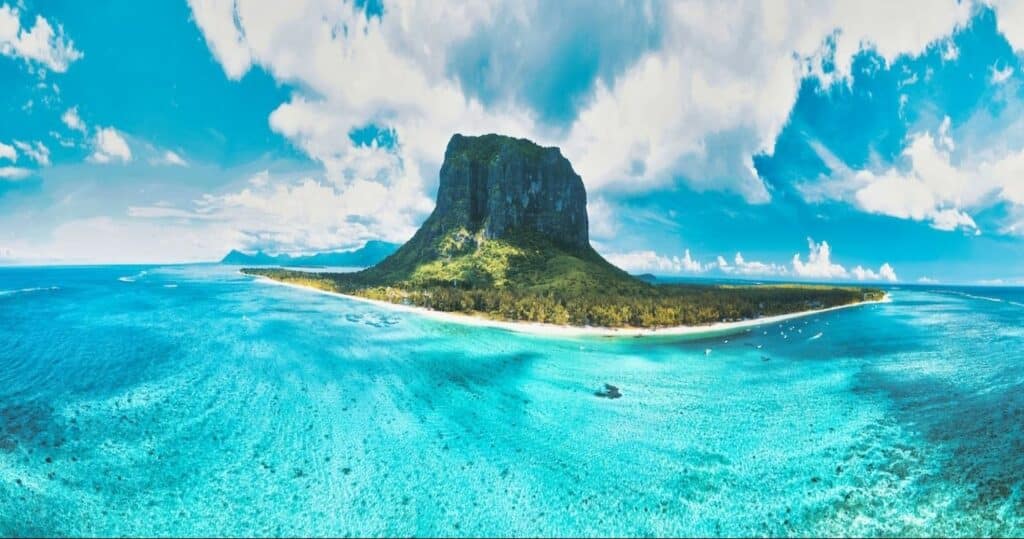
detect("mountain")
(221, 240), (399, 267)
(244, 133), (882, 328)
(360, 133), (646, 296)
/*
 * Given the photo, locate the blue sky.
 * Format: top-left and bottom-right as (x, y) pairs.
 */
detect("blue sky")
(2, 0), (1024, 284)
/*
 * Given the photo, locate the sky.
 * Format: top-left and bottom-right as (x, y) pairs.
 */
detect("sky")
(2, 0), (1024, 285)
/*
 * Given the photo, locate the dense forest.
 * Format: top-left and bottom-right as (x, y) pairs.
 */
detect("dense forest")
(243, 266), (884, 328)
(241, 134), (885, 329)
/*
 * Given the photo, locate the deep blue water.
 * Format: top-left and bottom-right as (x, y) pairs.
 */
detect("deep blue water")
(1, 265), (1022, 536)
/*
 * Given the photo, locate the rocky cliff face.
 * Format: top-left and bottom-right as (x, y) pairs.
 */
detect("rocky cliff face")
(371, 134), (594, 277)
(358, 133), (636, 288)
(431, 134), (589, 250)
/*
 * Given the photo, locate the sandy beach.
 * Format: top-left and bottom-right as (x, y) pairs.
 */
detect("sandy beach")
(251, 274), (892, 339)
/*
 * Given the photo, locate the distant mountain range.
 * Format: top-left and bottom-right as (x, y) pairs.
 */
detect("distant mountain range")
(221, 240), (399, 267)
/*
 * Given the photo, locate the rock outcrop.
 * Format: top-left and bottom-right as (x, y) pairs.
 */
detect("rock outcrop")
(431, 134), (589, 251)
(370, 133), (600, 278)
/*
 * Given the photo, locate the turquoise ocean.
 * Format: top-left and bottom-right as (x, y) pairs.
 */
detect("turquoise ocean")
(1, 264), (1022, 536)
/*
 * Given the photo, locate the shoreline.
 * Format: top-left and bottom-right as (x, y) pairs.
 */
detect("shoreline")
(249, 274), (892, 339)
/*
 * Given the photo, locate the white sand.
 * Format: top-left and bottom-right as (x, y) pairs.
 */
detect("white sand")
(251, 275), (891, 339)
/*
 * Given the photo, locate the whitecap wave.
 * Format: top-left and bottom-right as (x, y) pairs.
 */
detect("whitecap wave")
(0, 286), (59, 297)
(946, 290), (1024, 309)
(961, 293), (1003, 303)
(118, 270), (148, 283)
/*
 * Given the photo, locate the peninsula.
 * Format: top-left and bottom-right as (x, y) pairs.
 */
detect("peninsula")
(245, 134), (884, 329)
(221, 240), (398, 267)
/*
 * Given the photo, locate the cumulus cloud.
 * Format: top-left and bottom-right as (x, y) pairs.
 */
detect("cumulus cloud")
(0, 166), (30, 180)
(799, 116), (1024, 235)
(792, 238), (849, 279)
(125, 169), (432, 254)
(0, 3), (83, 72)
(12, 140), (49, 166)
(89, 127), (132, 163)
(852, 263), (898, 282)
(604, 249), (709, 274)
(606, 238), (896, 282)
(188, 0), (253, 80)
(791, 238), (898, 281)
(186, 0), (974, 236)
(716, 252), (788, 276)
(561, 1), (971, 202)
(0, 141), (15, 161)
(586, 197), (619, 240)
(991, 63), (1015, 84)
(151, 150), (188, 167)
(61, 106), (86, 132)
(990, 0), (1024, 53)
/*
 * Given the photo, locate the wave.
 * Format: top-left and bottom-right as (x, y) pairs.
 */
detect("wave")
(948, 291), (1024, 306)
(809, 332), (823, 341)
(118, 270), (149, 283)
(0, 286), (59, 297)
(163, 284), (178, 288)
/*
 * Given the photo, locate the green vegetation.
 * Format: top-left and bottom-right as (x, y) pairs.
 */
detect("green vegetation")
(453, 133), (547, 164)
(244, 133), (884, 329)
(243, 231), (884, 329)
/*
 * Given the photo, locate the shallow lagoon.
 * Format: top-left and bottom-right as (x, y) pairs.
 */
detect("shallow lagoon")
(1, 265), (1022, 536)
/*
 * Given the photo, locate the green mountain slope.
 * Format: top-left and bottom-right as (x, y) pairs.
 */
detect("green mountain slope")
(244, 134), (883, 328)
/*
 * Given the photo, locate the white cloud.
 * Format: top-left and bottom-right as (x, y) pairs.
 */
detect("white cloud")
(791, 237), (898, 281)
(604, 248), (709, 274)
(248, 169), (270, 187)
(608, 237), (896, 281)
(0, 141), (15, 161)
(6, 216), (233, 264)
(186, 0), (973, 237)
(805, 110), (1024, 235)
(0, 3), (83, 72)
(187, 0), (253, 80)
(61, 106), (86, 132)
(941, 40), (959, 61)
(917, 276), (938, 284)
(989, 0), (1024, 52)
(879, 263), (898, 282)
(124, 169), (432, 254)
(717, 252), (788, 276)
(89, 127), (132, 164)
(680, 250), (708, 273)
(12, 140), (49, 166)
(0, 166), (30, 180)
(127, 206), (214, 220)
(991, 63), (1014, 84)
(586, 197), (619, 240)
(852, 263), (898, 282)
(792, 237), (849, 279)
(152, 150), (188, 167)
(561, 1), (970, 202)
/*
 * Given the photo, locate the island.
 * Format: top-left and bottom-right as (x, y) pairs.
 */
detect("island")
(221, 240), (398, 267)
(244, 134), (885, 330)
